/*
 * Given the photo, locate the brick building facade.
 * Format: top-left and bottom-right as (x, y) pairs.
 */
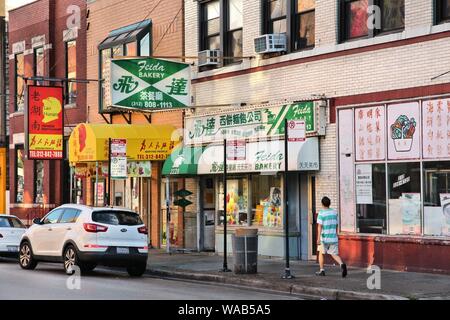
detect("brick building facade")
(183, 0), (450, 273)
(8, 0), (87, 223)
(84, 0), (186, 248)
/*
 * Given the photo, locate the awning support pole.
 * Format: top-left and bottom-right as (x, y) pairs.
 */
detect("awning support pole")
(95, 161), (99, 207)
(166, 176), (171, 254)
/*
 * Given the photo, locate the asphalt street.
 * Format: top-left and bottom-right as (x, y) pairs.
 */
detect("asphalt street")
(0, 258), (303, 300)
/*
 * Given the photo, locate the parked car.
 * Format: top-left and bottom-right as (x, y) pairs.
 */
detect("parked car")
(0, 215), (27, 257)
(19, 205), (149, 277)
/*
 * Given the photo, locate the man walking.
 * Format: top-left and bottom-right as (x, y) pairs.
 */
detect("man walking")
(315, 196), (347, 277)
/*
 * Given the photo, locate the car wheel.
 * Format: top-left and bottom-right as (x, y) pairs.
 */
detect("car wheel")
(126, 263), (147, 277)
(63, 245), (82, 275)
(19, 242), (38, 270)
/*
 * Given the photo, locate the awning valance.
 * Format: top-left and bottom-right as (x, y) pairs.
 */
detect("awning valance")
(69, 123), (181, 163)
(162, 145), (204, 176)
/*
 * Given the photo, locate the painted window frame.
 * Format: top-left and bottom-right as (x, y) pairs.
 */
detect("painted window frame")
(65, 40), (77, 105)
(14, 53), (25, 112)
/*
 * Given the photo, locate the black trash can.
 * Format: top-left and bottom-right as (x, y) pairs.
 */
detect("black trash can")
(232, 228), (258, 274)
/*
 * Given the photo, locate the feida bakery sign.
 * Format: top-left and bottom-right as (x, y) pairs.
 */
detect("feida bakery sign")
(185, 102), (326, 145)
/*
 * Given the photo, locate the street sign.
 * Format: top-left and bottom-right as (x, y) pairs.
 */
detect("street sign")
(287, 120), (306, 142)
(111, 139), (127, 179)
(173, 198), (193, 208)
(110, 58), (191, 111)
(226, 140), (246, 161)
(174, 189), (193, 198)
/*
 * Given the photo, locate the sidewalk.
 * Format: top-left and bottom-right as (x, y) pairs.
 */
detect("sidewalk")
(146, 249), (450, 300)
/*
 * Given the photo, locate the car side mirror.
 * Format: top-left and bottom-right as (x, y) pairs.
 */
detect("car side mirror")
(33, 218), (43, 225)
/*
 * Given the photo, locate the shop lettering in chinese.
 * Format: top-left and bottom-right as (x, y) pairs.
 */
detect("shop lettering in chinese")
(27, 86), (64, 160)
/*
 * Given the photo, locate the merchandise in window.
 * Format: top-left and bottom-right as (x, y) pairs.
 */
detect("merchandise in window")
(218, 177), (249, 226)
(356, 163), (387, 234)
(388, 162), (422, 235)
(423, 161), (450, 236)
(251, 175), (283, 228)
(294, 0), (315, 50)
(15, 53), (25, 112)
(16, 148), (24, 204)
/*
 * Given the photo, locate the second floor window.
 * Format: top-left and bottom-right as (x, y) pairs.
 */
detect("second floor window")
(226, 0), (243, 64)
(436, 0), (450, 24)
(15, 53), (25, 112)
(263, 0), (316, 52)
(66, 40), (77, 105)
(34, 47), (45, 84)
(201, 0), (221, 51)
(341, 0), (404, 42)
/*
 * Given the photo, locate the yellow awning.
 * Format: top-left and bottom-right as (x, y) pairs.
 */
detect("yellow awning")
(69, 123), (182, 163)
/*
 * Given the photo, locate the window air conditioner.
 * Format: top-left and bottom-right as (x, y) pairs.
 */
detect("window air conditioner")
(198, 49), (220, 67)
(254, 34), (287, 54)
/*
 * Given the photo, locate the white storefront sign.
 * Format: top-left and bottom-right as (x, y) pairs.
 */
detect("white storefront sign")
(355, 106), (386, 161)
(355, 164), (373, 205)
(422, 98), (450, 159)
(197, 138), (319, 174)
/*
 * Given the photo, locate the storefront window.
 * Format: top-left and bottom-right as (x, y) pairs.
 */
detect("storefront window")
(161, 180), (180, 246)
(356, 164), (387, 234)
(251, 174), (283, 228)
(218, 177), (249, 226)
(423, 161), (450, 236)
(388, 162), (421, 235)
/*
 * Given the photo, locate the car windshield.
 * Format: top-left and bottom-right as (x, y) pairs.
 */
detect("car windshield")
(92, 210), (143, 226)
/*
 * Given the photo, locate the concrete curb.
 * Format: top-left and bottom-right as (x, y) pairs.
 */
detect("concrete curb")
(146, 268), (409, 300)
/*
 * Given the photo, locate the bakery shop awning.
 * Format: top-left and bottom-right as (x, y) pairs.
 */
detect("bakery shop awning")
(162, 145), (204, 176)
(69, 123), (182, 164)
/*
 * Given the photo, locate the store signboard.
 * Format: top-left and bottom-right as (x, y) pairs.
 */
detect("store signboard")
(226, 140), (246, 161)
(27, 86), (64, 160)
(197, 138), (319, 174)
(96, 181), (105, 207)
(422, 98), (450, 159)
(127, 161), (152, 178)
(355, 106), (386, 161)
(287, 120), (306, 142)
(387, 102), (421, 160)
(111, 139), (127, 180)
(185, 102), (322, 145)
(109, 58), (191, 110)
(355, 164), (373, 204)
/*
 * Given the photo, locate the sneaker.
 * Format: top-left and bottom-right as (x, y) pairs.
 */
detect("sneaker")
(341, 263), (347, 278)
(315, 270), (326, 276)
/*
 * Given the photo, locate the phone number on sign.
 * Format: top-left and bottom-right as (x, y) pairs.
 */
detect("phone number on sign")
(29, 150), (63, 159)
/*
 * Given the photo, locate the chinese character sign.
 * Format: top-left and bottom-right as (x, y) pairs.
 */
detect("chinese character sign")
(387, 102), (421, 160)
(355, 106), (386, 161)
(422, 98), (450, 159)
(28, 86), (64, 160)
(110, 58), (191, 110)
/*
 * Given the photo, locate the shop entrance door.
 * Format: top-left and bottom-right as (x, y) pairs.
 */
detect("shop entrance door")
(202, 177), (215, 251)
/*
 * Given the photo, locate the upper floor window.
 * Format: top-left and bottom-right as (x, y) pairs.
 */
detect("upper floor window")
(15, 53), (25, 112)
(201, 0), (221, 51)
(98, 20), (152, 112)
(226, 0), (243, 63)
(341, 0), (404, 42)
(263, 0), (316, 52)
(34, 47), (45, 85)
(66, 40), (77, 105)
(436, 0), (450, 24)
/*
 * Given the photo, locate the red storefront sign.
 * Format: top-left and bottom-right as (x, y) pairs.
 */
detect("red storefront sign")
(27, 86), (64, 160)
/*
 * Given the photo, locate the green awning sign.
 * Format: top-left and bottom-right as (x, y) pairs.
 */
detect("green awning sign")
(110, 58), (191, 110)
(162, 146), (204, 176)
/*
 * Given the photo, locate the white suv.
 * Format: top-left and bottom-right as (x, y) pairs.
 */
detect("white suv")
(19, 205), (149, 277)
